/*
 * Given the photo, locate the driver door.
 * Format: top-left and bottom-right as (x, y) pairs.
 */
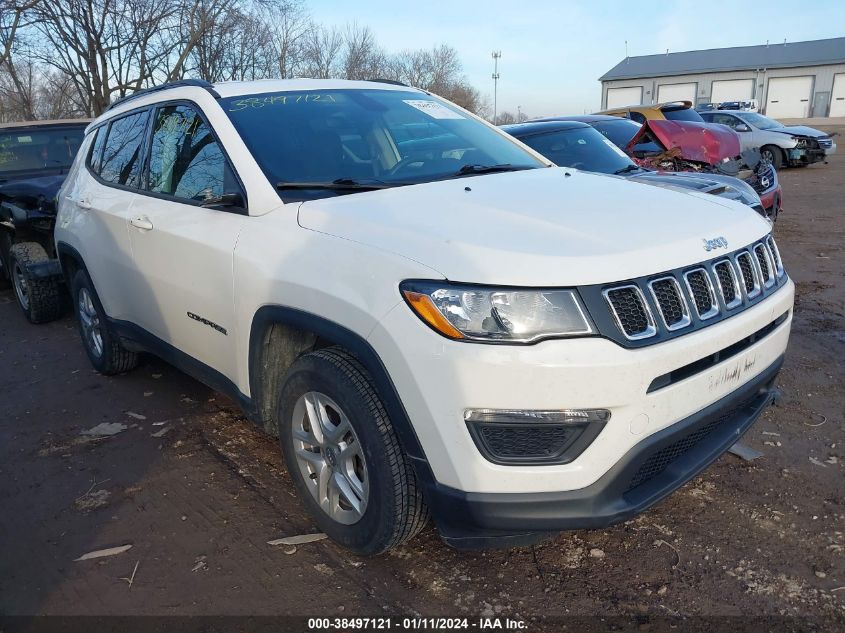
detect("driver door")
(127, 102), (246, 381)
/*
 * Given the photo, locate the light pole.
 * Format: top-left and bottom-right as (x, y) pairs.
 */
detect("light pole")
(517, 105), (522, 122)
(491, 50), (501, 125)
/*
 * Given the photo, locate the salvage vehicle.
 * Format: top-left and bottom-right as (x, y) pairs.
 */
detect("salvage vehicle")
(0, 119), (88, 322)
(598, 100), (707, 124)
(56, 79), (793, 554)
(533, 114), (782, 221)
(699, 110), (836, 169)
(501, 120), (775, 220)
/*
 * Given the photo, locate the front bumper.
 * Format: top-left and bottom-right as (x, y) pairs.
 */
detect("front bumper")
(787, 147), (826, 166)
(759, 184), (783, 219)
(426, 355), (782, 548)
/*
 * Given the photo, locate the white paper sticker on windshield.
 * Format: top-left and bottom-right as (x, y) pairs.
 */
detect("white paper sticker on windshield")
(16, 135), (32, 143)
(403, 100), (464, 119)
(602, 137), (629, 158)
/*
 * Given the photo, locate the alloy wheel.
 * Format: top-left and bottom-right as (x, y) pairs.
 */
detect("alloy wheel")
(291, 391), (369, 525)
(78, 287), (104, 358)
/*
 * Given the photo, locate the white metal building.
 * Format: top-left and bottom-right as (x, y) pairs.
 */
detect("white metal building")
(599, 37), (845, 118)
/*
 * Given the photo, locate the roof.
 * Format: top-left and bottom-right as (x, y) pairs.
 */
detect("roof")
(600, 37), (845, 81)
(0, 118), (91, 130)
(533, 114), (628, 123)
(500, 120), (588, 136)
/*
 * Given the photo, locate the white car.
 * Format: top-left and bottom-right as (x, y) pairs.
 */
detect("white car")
(56, 79), (794, 554)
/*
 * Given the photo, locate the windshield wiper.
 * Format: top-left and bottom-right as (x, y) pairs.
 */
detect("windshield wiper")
(613, 164), (641, 175)
(276, 178), (408, 191)
(451, 163), (534, 177)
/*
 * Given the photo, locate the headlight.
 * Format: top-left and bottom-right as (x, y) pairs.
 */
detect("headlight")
(400, 281), (595, 343)
(791, 137), (808, 149)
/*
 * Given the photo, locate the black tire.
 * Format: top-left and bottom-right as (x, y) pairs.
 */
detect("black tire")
(8, 242), (64, 323)
(0, 231), (11, 290)
(761, 145), (784, 170)
(277, 347), (429, 555)
(70, 269), (139, 375)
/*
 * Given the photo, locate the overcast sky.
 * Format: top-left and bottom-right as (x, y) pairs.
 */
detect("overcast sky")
(311, 0), (845, 118)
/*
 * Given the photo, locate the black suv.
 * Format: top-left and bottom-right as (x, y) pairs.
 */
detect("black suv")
(0, 119), (88, 322)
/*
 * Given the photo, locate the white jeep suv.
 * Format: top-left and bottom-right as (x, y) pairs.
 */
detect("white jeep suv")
(56, 79), (794, 554)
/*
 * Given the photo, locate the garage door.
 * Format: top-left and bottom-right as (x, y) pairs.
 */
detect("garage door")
(830, 74), (845, 117)
(657, 82), (696, 104)
(765, 76), (813, 119)
(711, 79), (754, 104)
(606, 86), (643, 109)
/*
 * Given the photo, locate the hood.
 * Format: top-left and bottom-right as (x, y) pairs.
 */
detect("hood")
(297, 168), (771, 287)
(765, 125), (830, 139)
(0, 174), (67, 212)
(628, 170), (762, 211)
(628, 120), (741, 165)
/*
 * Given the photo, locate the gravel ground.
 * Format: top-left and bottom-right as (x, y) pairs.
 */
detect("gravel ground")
(1, 130), (842, 629)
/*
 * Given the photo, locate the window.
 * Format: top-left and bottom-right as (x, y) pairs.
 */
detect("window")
(709, 113), (740, 129)
(591, 119), (642, 148)
(89, 126), (106, 174)
(0, 125), (85, 175)
(519, 127), (635, 174)
(148, 104), (228, 202)
(99, 111), (148, 186)
(627, 111), (647, 124)
(661, 106), (705, 123)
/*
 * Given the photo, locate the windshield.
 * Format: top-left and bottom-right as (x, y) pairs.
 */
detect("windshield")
(222, 89), (544, 200)
(735, 112), (784, 130)
(590, 119), (643, 148)
(661, 107), (705, 123)
(516, 126), (635, 174)
(0, 125), (86, 176)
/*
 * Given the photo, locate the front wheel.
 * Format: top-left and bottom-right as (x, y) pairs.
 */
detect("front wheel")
(277, 347), (429, 555)
(70, 269), (139, 375)
(760, 145), (784, 170)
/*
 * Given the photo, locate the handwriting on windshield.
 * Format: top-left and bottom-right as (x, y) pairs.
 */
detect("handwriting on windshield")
(228, 94), (337, 112)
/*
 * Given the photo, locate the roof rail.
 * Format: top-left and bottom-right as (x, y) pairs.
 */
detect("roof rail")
(365, 78), (409, 87)
(106, 79), (220, 112)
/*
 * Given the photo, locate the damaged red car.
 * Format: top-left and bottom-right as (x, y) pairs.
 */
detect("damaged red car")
(537, 115), (783, 222)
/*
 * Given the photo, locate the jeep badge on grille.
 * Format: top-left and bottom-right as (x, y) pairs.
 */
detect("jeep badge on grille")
(702, 236), (729, 252)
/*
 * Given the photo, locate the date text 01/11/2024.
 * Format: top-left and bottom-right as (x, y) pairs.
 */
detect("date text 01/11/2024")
(306, 617), (528, 630)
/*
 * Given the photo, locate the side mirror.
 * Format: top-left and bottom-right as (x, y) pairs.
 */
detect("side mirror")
(202, 191), (246, 212)
(735, 124), (751, 132)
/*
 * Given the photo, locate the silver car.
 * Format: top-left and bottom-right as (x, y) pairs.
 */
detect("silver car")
(700, 110), (836, 169)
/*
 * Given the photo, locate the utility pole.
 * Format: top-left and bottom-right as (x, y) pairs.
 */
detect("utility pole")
(491, 50), (501, 124)
(517, 105), (522, 122)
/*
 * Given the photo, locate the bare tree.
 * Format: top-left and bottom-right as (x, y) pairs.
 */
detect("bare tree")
(302, 24), (342, 79)
(262, 0), (310, 78)
(341, 23), (385, 80)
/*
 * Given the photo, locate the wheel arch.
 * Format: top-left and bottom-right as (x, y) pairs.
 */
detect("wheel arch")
(248, 305), (430, 467)
(56, 241), (85, 285)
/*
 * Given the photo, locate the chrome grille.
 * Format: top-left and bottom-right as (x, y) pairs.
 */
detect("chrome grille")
(604, 286), (656, 340)
(648, 277), (690, 330)
(684, 269), (718, 320)
(712, 260), (742, 309)
(735, 251), (760, 298)
(598, 235), (786, 345)
(766, 236), (784, 277)
(754, 243), (775, 288)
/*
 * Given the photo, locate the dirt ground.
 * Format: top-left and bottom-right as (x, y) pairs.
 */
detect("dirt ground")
(1, 129), (843, 629)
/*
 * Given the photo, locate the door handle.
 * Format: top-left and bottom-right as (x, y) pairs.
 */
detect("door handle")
(67, 196), (92, 210)
(130, 216), (154, 231)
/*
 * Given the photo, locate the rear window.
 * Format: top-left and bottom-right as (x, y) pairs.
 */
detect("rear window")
(661, 107), (705, 123)
(0, 125), (86, 175)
